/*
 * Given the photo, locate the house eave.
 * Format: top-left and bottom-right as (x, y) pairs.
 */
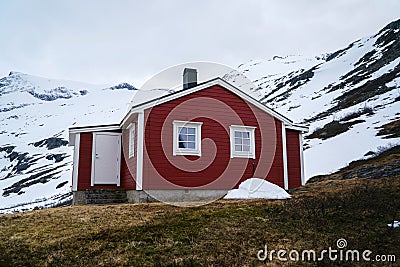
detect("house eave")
(68, 124), (121, 146)
(285, 124), (309, 133)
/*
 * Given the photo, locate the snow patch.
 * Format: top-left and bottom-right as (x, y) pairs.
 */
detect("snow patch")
(224, 178), (291, 199)
(387, 221), (400, 228)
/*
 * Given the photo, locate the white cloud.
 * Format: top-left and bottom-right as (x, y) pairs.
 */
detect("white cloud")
(0, 0), (399, 87)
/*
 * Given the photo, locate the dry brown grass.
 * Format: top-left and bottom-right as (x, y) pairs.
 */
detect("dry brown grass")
(306, 119), (365, 140)
(0, 178), (399, 266)
(377, 118), (400, 138)
(2, 142), (400, 266)
(308, 144), (400, 183)
(291, 177), (373, 197)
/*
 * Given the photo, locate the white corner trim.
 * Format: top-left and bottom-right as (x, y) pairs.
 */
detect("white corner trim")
(126, 122), (134, 129)
(136, 111), (144, 190)
(282, 124), (288, 190)
(229, 125), (256, 159)
(72, 133), (80, 191)
(172, 120), (202, 156)
(299, 133), (305, 185)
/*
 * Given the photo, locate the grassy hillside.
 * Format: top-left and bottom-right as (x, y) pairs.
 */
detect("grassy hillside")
(308, 144), (400, 183)
(1, 146), (400, 266)
(0, 174), (399, 266)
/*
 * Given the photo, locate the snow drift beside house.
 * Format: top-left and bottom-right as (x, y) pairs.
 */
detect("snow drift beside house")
(224, 178), (291, 199)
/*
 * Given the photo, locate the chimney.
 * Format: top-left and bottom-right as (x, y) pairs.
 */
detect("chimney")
(183, 68), (197, 89)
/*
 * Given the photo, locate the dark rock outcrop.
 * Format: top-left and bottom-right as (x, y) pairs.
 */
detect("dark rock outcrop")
(31, 137), (68, 150)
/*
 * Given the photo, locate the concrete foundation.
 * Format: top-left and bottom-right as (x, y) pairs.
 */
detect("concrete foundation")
(73, 189), (128, 205)
(143, 189), (229, 203)
(72, 191), (87, 205)
(126, 190), (156, 203)
(73, 189), (229, 205)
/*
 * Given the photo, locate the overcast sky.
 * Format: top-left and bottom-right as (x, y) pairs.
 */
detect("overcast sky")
(0, 0), (399, 87)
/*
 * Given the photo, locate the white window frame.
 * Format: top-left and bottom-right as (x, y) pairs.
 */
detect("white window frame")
(173, 120), (202, 156)
(128, 123), (135, 158)
(230, 125), (256, 159)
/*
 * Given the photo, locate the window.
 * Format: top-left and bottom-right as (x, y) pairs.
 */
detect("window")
(173, 120), (202, 156)
(230, 125), (256, 158)
(128, 123), (135, 158)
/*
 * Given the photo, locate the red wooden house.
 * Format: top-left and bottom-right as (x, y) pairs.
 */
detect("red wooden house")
(68, 68), (308, 204)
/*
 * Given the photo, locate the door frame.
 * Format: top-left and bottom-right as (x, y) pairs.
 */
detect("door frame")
(90, 132), (122, 186)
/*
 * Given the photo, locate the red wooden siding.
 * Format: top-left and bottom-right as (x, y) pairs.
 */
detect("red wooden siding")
(140, 85), (284, 190)
(77, 131), (135, 190)
(266, 118), (284, 188)
(120, 117), (137, 190)
(120, 152), (135, 190)
(286, 129), (302, 188)
(77, 133), (93, 190)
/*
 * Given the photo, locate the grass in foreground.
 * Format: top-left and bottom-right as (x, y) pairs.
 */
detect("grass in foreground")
(0, 176), (399, 266)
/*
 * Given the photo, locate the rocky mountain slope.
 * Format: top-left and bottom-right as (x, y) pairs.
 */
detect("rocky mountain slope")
(229, 18), (400, 179)
(1, 18), (399, 213)
(0, 72), (136, 213)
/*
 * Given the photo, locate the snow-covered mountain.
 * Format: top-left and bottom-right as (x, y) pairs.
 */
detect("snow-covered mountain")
(228, 19), (400, 179)
(1, 18), (399, 213)
(0, 72), (137, 213)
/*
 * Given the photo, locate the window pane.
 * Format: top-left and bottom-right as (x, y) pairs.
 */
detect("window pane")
(178, 141), (196, 149)
(235, 145), (242, 151)
(242, 132), (250, 138)
(234, 138), (242, 145)
(242, 145), (250, 152)
(187, 135), (195, 141)
(187, 142), (196, 149)
(179, 134), (187, 141)
(234, 131), (242, 138)
(179, 141), (187, 148)
(243, 139), (250, 145)
(187, 127), (196, 134)
(179, 127), (187, 134)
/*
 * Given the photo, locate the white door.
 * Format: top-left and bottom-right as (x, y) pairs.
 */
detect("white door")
(91, 133), (121, 186)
